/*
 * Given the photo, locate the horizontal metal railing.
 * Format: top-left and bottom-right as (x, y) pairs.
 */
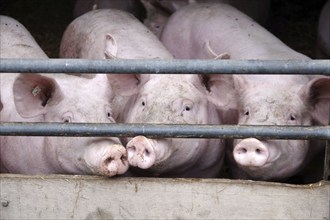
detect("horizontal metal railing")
(0, 59), (329, 75)
(0, 59), (329, 180)
(0, 123), (329, 139)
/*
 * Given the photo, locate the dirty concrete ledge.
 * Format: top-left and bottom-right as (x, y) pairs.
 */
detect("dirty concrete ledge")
(0, 174), (329, 219)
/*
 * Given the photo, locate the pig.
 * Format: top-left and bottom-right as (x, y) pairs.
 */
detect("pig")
(108, 73), (235, 177)
(60, 8), (174, 113)
(140, 0), (270, 38)
(160, 3), (330, 181)
(230, 75), (330, 181)
(73, 0), (146, 21)
(0, 15), (129, 176)
(59, 9), (234, 177)
(316, 0), (330, 58)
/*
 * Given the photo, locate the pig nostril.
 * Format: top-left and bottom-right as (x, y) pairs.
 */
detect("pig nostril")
(120, 154), (127, 162)
(104, 157), (113, 165)
(145, 149), (149, 155)
(256, 149), (262, 154)
(238, 148), (247, 154)
(128, 146), (136, 153)
(127, 146), (136, 159)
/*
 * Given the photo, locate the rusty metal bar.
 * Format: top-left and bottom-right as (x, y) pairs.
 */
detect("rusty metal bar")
(0, 59), (329, 75)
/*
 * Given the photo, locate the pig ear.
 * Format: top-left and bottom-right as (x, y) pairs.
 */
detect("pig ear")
(104, 34), (118, 59)
(13, 74), (63, 118)
(302, 76), (330, 125)
(205, 74), (238, 110)
(232, 75), (251, 95)
(107, 74), (150, 96)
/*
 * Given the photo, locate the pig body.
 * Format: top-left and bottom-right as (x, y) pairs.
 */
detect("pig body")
(161, 3), (309, 60)
(73, 0), (146, 21)
(316, 0), (330, 58)
(141, 0), (270, 38)
(60, 9), (232, 177)
(160, 4), (329, 181)
(0, 15), (129, 176)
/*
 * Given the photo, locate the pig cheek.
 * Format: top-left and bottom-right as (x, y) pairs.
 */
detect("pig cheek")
(281, 139), (309, 174)
(44, 137), (86, 173)
(163, 139), (202, 170)
(151, 139), (188, 173)
(263, 140), (309, 179)
(126, 103), (146, 123)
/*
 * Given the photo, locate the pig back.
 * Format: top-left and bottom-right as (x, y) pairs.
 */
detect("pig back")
(0, 15), (48, 122)
(161, 3), (310, 60)
(60, 9), (173, 60)
(0, 15), (48, 59)
(316, 0), (330, 58)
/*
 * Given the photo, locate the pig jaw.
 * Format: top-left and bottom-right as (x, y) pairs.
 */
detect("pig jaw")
(233, 138), (308, 180)
(82, 141), (129, 176)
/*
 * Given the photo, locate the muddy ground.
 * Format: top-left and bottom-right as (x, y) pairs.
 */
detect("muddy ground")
(0, 0), (328, 58)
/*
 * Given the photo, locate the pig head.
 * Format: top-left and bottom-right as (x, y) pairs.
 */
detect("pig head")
(0, 74), (129, 176)
(229, 75), (330, 181)
(108, 73), (236, 177)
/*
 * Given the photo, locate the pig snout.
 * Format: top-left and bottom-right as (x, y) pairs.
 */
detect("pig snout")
(126, 136), (156, 169)
(100, 144), (129, 176)
(233, 138), (269, 167)
(84, 143), (129, 177)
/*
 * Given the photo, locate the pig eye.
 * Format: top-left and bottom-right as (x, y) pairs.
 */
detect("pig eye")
(62, 112), (73, 123)
(289, 114), (296, 121)
(181, 100), (193, 114)
(184, 105), (191, 111)
(62, 116), (72, 123)
(141, 101), (145, 106)
(105, 105), (114, 122)
(244, 110), (249, 116)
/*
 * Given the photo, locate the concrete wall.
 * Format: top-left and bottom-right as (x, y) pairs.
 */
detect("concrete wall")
(1, 174), (329, 219)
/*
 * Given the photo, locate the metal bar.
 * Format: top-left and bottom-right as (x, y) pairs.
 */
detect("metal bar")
(0, 123), (329, 139)
(323, 111), (330, 180)
(323, 140), (330, 180)
(0, 59), (329, 75)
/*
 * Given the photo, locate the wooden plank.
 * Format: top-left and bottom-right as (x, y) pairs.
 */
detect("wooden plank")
(0, 174), (329, 219)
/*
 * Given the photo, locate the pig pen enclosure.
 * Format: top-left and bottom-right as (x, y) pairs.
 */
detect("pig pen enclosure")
(0, 0), (329, 219)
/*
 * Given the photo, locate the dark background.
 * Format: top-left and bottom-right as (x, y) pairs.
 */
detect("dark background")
(0, 0), (327, 58)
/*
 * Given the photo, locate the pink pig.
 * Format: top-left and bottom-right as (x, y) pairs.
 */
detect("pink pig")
(108, 73), (235, 177)
(59, 9), (234, 177)
(230, 75), (329, 181)
(160, 3), (330, 181)
(0, 15), (128, 176)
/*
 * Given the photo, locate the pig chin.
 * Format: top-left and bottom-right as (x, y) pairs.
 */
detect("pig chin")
(234, 139), (308, 181)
